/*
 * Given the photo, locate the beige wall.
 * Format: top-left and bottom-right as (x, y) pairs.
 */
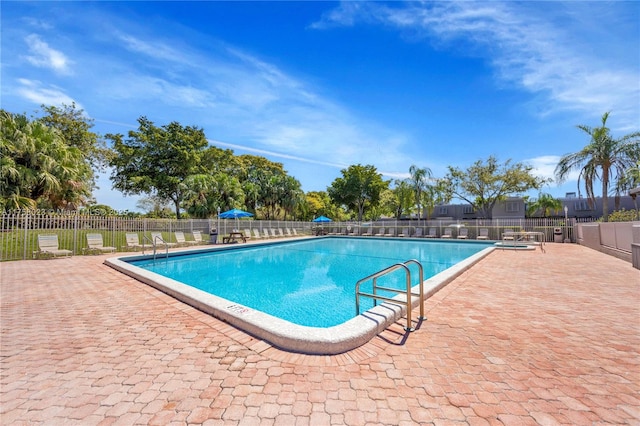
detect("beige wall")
(576, 221), (639, 264)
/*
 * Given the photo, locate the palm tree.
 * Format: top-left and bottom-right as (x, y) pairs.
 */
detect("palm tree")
(1, 110), (92, 210)
(408, 165), (432, 219)
(526, 193), (563, 218)
(555, 112), (640, 222)
(390, 179), (414, 219)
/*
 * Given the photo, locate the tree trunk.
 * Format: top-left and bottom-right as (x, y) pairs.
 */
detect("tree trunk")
(601, 166), (609, 222)
(602, 180), (609, 222)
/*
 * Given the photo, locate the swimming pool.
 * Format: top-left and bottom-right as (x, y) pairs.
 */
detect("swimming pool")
(106, 237), (494, 354)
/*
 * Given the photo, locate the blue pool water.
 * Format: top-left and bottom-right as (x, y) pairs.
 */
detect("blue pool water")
(129, 237), (490, 327)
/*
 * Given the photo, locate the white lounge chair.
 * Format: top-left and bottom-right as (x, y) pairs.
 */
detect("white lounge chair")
(174, 231), (198, 246)
(36, 234), (72, 258)
(414, 228), (424, 238)
(398, 227), (410, 237)
(278, 229), (285, 238)
(384, 228), (396, 237)
(263, 229), (271, 239)
(192, 230), (203, 244)
(285, 228), (293, 237)
(457, 228), (469, 239)
(362, 228), (373, 236)
(85, 233), (116, 254)
(292, 228), (298, 236)
(244, 229), (252, 240)
(477, 228), (489, 240)
(502, 229), (515, 241)
(374, 228), (385, 236)
(253, 229), (262, 239)
(441, 228), (452, 239)
(270, 229), (279, 238)
(425, 228), (437, 238)
(150, 232), (177, 248)
(125, 233), (144, 251)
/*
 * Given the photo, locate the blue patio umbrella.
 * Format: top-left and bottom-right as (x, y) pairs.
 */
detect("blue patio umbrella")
(312, 215), (332, 222)
(218, 208), (253, 219)
(218, 208), (253, 230)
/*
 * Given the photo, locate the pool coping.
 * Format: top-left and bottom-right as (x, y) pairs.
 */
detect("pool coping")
(104, 238), (496, 355)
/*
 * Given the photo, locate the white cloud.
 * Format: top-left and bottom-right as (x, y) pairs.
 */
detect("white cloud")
(15, 78), (79, 108)
(98, 73), (213, 108)
(312, 2), (640, 130)
(211, 139), (349, 169)
(21, 17), (53, 31)
(525, 155), (560, 182)
(24, 34), (72, 75)
(115, 32), (189, 64)
(525, 155), (583, 185)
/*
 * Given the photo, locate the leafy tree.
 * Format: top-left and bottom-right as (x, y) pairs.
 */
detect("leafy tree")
(235, 155), (302, 219)
(442, 156), (548, 219)
(39, 103), (109, 172)
(389, 179), (414, 219)
(327, 164), (389, 221)
(408, 165), (432, 219)
(616, 160), (640, 195)
(555, 112), (640, 222)
(107, 117), (209, 218)
(237, 155), (285, 216)
(261, 173), (301, 219)
(526, 193), (563, 218)
(305, 192), (325, 218)
(187, 145), (247, 217)
(279, 175), (304, 220)
(302, 191), (342, 221)
(201, 145), (241, 176)
(182, 173), (244, 219)
(1, 110), (92, 210)
(421, 179), (450, 220)
(136, 195), (174, 218)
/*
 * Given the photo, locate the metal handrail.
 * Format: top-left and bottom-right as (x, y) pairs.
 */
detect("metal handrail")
(147, 235), (169, 260)
(355, 259), (425, 331)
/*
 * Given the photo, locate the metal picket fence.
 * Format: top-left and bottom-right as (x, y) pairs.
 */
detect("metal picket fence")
(315, 217), (583, 242)
(0, 212), (313, 261)
(1, 212), (590, 262)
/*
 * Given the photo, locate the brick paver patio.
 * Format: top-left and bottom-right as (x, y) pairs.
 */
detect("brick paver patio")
(1, 243), (639, 425)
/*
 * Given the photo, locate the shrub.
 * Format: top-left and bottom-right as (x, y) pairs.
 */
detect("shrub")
(602, 208), (638, 222)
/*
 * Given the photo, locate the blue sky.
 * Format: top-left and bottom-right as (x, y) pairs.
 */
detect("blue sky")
(2, 1), (639, 212)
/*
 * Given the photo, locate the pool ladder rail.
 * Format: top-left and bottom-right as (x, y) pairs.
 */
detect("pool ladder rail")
(144, 235), (169, 260)
(355, 259), (425, 332)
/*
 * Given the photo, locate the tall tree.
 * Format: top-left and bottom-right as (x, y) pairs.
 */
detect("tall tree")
(136, 195), (173, 218)
(237, 155), (285, 216)
(421, 179), (450, 220)
(39, 103), (108, 171)
(327, 164), (388, 221)
(107, 117), (208, 218)
(620, 160), (640, 191)
(1, 110), (92, 210)
(183, 173), (244, 218)
(526, 193), (563, 218)
(279, 175), (304, 220)
(555, 112), (640, 221)
(443, 156), (548, 219)
(304, 191), (332, 220)
(408, 165), (432, 219)
(389, 179), (414, 219)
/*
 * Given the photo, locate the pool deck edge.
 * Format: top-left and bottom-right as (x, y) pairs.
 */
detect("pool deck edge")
(104, 244), (496, 355)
